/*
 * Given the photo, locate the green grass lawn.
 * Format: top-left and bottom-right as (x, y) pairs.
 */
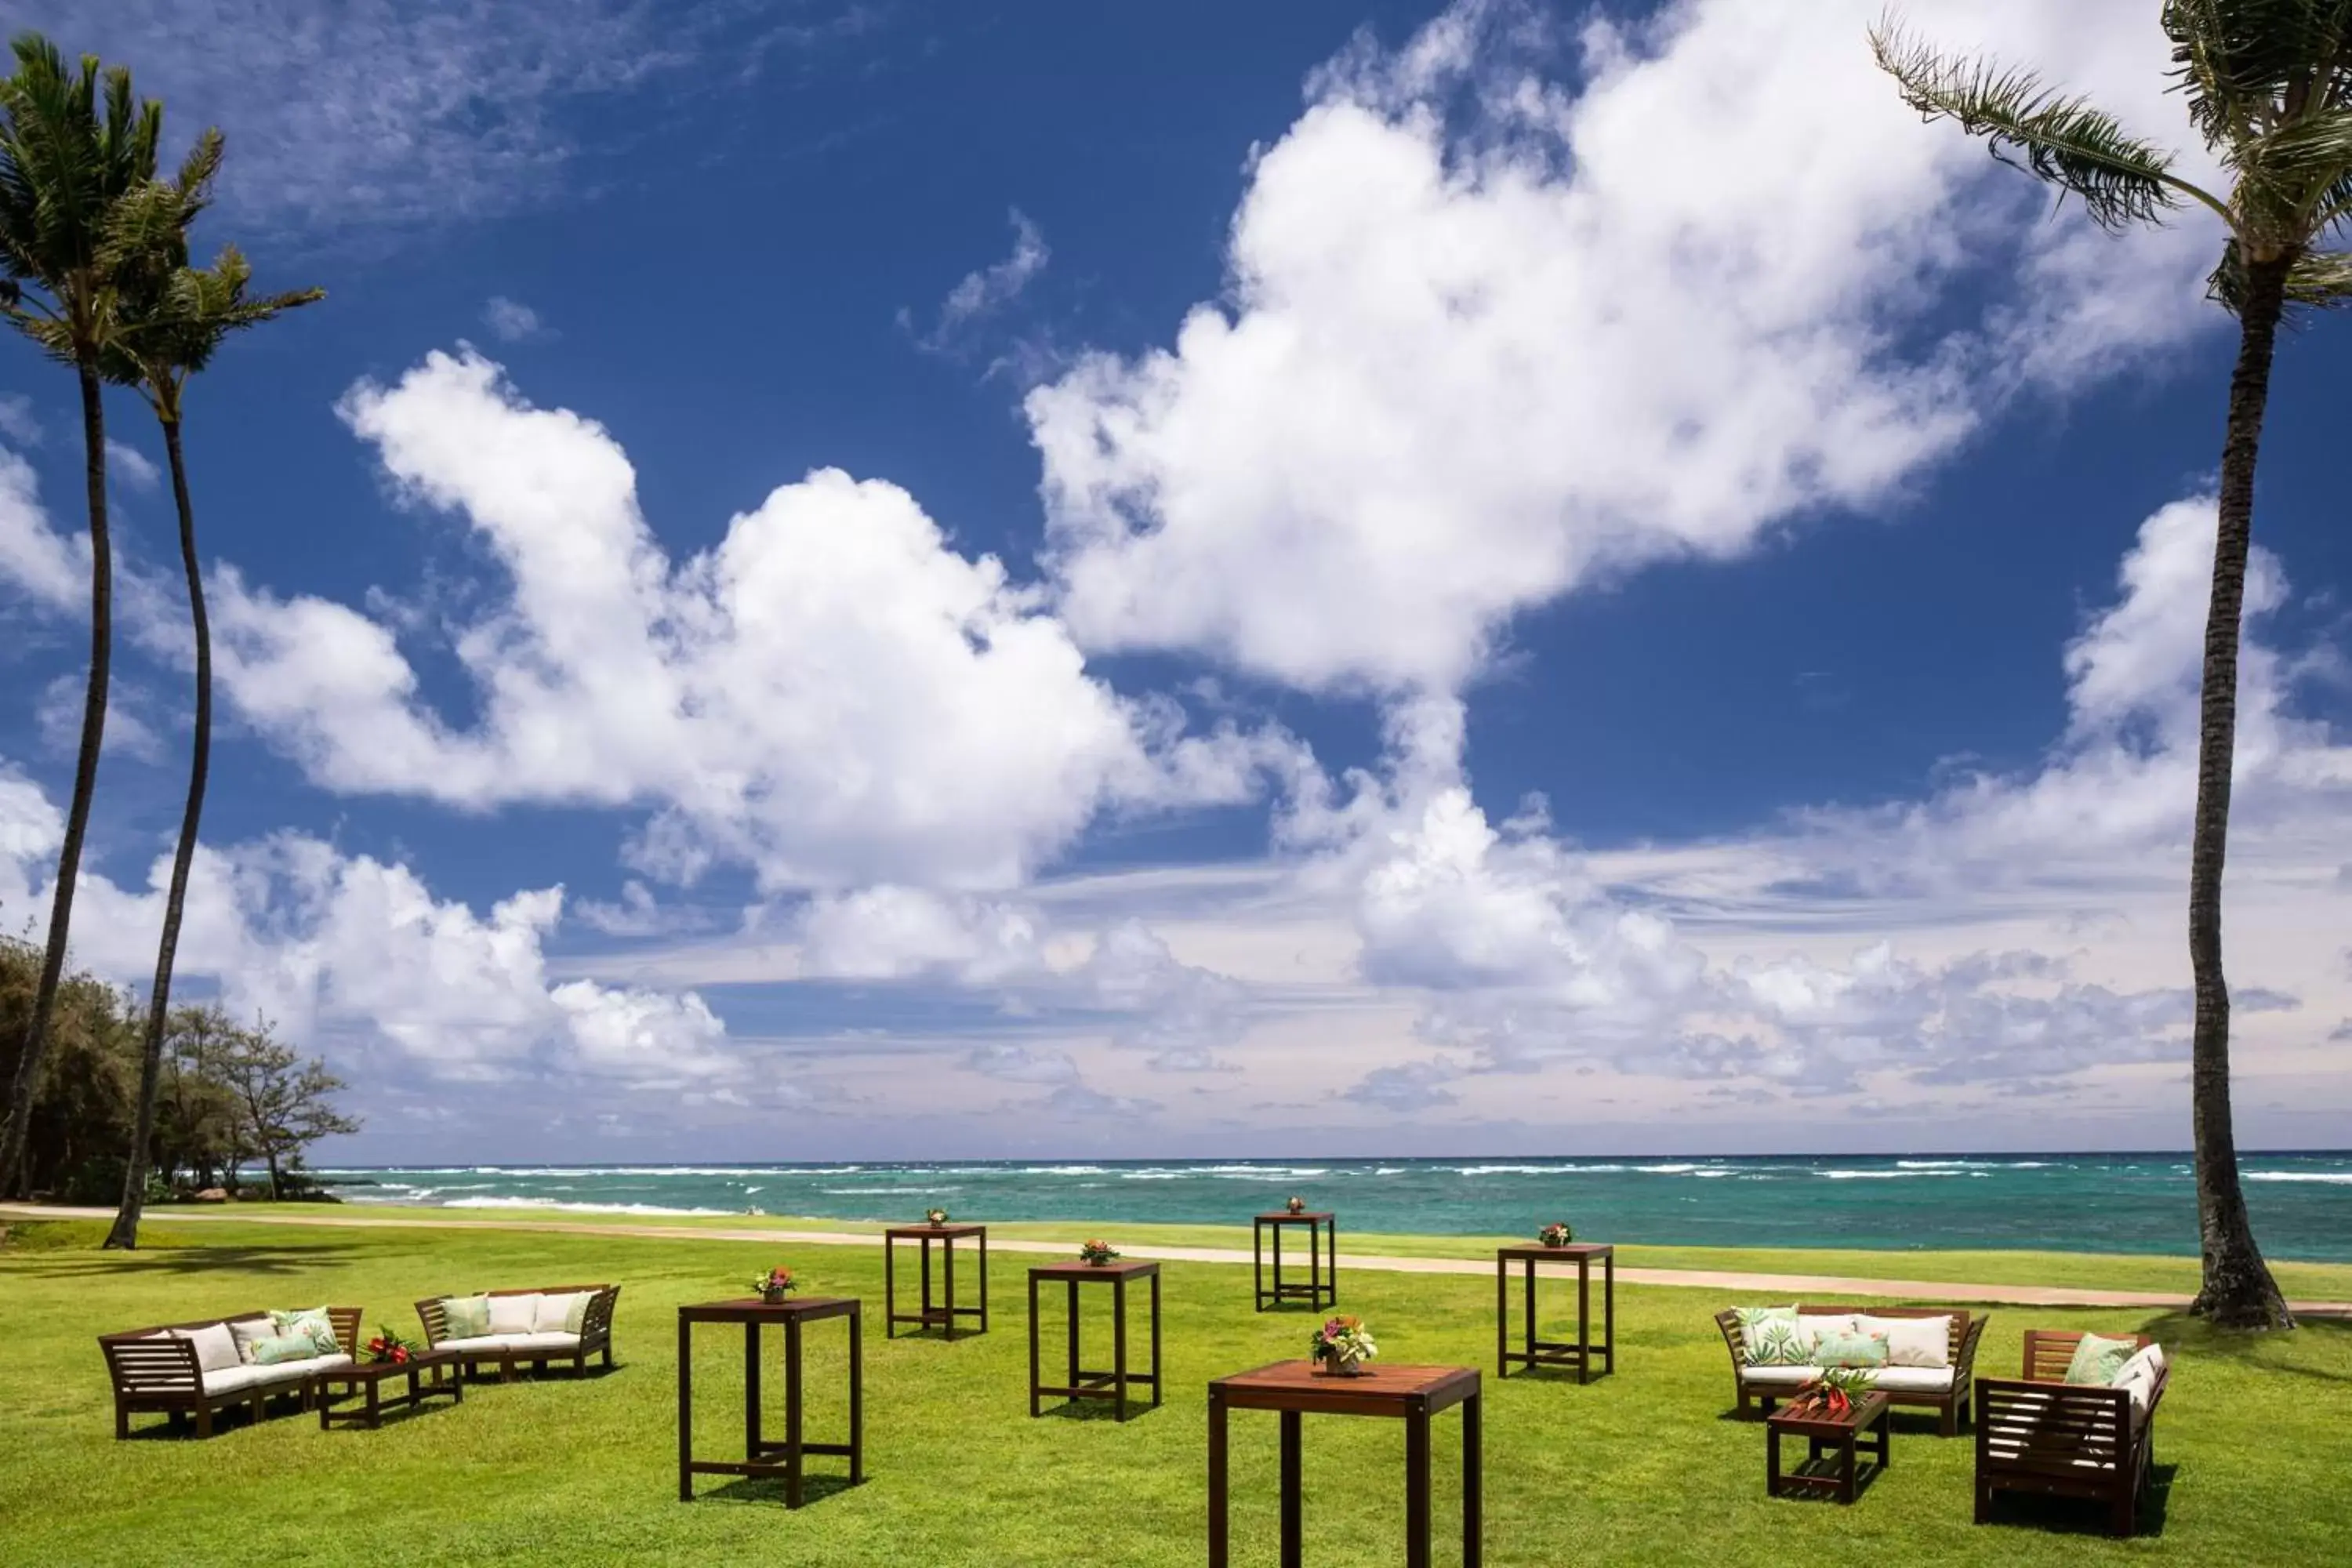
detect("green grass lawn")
(4, 1216), (2347, 1566)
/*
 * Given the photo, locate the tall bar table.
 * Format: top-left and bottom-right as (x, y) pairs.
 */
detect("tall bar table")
(677, 1296), (862, 1508)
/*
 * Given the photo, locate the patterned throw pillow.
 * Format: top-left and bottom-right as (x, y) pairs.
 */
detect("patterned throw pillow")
(2063, 1333), (2138, 1386)
(270, 1306), (340, 1357)
(249, 1333), (322, 1366)
(1813, 1329), (1892, 1368)
(1735, 1306), (1806, 1367)
(441, 1295), (492, 1339)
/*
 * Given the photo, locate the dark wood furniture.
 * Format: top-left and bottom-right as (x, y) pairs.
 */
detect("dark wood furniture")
(1494, 1243), (1613, 1382)
(884, 1223), (988, 1339)
(313, 1349), (464, 1429)
(1714, 1303), (1987, 1436)
(1766, 1389), (1890, 1504)
(677, 1296), (864, 1508)
(1208, 1360), (1480, 1568)
(1253, 1211), (1337, 1312)
(98, 1307), (361, 1439)
(414, 1283), (621, 1380)
(1028, 1260), (1162, 1420)
(1976, 1330), (2167, 1537)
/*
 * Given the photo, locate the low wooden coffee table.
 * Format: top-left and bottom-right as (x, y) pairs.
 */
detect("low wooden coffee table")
(314, 1350), (463, 1429)
(1766, 1388), (1889, 1504)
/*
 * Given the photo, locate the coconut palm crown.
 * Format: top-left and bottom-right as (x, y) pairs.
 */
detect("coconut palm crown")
(1872, 2), (2352, 1330)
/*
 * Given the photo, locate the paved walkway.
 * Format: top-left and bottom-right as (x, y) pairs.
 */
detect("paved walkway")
(7, 1204), (2346, 1313)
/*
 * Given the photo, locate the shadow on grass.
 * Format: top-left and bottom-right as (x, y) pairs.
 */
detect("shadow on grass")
(1036, 1396), (1160, 1422)
(121, 1395), (311, 1440)
(2136, 1310), (2352, 1384)
(14, 1243), (362, 1278)
(701, 1472), (863, 1508)
(1980, 1461), (2175, 1540)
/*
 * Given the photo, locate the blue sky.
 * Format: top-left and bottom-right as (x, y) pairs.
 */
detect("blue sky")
(2, 0), (2347, 1163)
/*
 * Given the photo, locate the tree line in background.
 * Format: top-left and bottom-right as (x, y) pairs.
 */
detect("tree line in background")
(0, 33), (321, 1243)
(0, 935), (358, 1203)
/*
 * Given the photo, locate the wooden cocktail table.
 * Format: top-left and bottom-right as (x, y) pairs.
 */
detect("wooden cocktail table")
(1253, 1211), (1337, 1312)
(1028, 1259), (1162, 1420)
(678, 1297), (863, 1508)
(313, 1349), (463, 1429)
(1766, 1388), (1889, 1504)
(1208, 1360), (1480, 1568)
(884, 1223), (988, 1339)
(1494, 1243), (1613, 1381)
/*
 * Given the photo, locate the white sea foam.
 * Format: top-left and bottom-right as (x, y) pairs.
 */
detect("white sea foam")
(2246, 1172), (2352, 1185)
(1818, 1169), (1958, 1179)
(1020, 1165), (1109, 1176)
(815, 1185), (963, 1196)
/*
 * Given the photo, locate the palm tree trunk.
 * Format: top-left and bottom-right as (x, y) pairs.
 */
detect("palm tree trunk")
(2186, 255), (2293, 1331)
(0, 357), (112, 1198)
(105, 416), (207, 1250)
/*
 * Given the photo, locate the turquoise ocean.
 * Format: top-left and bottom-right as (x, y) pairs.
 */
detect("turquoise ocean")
(318, 1152), (2352, 1261)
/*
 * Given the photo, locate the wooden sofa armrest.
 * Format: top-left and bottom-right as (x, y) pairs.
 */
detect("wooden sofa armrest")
(414, 1296), (452, 1347)
(1952, 1312), (1989, 1377)
(1976, 1376), (2136, 1468)
(100, 1334), (202, 1395)
(326, 1306), (365, 1359)
(1713, 1309), (1748, 1369)
(580, 1284), (621, 1345)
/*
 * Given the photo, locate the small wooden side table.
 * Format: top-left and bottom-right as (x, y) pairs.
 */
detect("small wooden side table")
(884, 1223), (988, 1339)
(1253, 1211), (1337, 1312)
(678, 1296), (863, 1508)
(1027, 1259), (1162, 1420)
(314, 1349), (463, 1429)
(1209, 1359), (1479, 1568)
(1494, 1243), (1613, 1382)
(1766, 1389), (1889, 1504)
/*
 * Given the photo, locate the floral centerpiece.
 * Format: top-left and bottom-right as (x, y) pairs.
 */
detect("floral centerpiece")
(1310, 1315), (1377, 1377)
(753, 1266), (796, 1305)
(926, 1207), (950, 1227)
(1538, 1221), (1574, 1248)
(364, 1325), (418, 1366)
(1784, 1367), (1872, 1421)
(1078, 1238), (1121, 1266)
(1285, 1196), (1307, 1214)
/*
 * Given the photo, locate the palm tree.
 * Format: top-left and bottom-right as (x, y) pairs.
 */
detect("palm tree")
(0, 35), (161, 1197)
(1872, 4), (2352, 1330)
(92, 142), (323, 1250)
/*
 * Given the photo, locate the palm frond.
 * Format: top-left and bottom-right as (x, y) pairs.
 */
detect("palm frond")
(1870, 22), (2224, 231)
(2284, 244), (2352, 303)
(2164, 0), (2352, 144)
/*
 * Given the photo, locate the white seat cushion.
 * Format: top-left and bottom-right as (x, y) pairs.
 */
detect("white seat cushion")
(437, 1335), (510, 1356)
(201, 1360), (310, 1396)
(506, 1330), (583, 1353)
(486, 1294), (543, 1335)
(1863, 1366), (1955, 1393)
(1856, 1314), (1951, 1370)
(1740, 1364), (1825, 1387)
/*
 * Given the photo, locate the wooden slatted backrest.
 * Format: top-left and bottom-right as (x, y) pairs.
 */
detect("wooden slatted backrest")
(2021, 1328), (2155, 1382)
(325, 1306), (364, 1358)
(1713, 1308), (1749, 1361)
(579, 1285), (620, 1341)
(414, 1296), (452, 1346)
(1979, 1378), (2132, 1475)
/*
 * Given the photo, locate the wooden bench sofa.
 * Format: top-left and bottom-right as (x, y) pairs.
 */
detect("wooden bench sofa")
(415, 1283), (619, 1381)
(1976, 1329), (2169, 1537)
(99, 1307), (361, 1439)
(1714, 1303), (1988, 1436)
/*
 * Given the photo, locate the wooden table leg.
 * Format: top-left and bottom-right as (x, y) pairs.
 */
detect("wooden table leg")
(1327, 1218), (1338, 1306)
(1207, 1389), (1229, 1567)
(885, 1234), (897, 1339)
(1272, 1221), (1283, 1305)
(366, 1375), (381, 1428)
(1604, 1251), (1615, 1376)
(921, 1236), (935, 1335)
(848, 1307), (865, 1485)
(678, 1316), (694, 1501)
(1839, 1428), (1855, 1504)
(1308, 1220), (1319, 1308)
(1405, 1407), (1430, 1568)
(1149, 1269), (1163, 1409)
(1463, 1392), (1482, 1568)
(1494, 1255), (1507, 1377)
(1114, 1273), (1130, 1420)
(1254, 1219), (1264, 1311)
(978, 1229), (989, 1334)
(1065, 1277), (1080, 1394)
(1766, 1423), (1781, 1499)
(786, 1315), (805, 1509)
(944, 1235), (956, 1341)
(1526, 1258), (1539, 1374)
(1028, 1271), (1042, 1417)
(746, 1319), (761, 1464)
(1577, 1257), (1592, 1384)
(1279, 1408), (1302, 1568)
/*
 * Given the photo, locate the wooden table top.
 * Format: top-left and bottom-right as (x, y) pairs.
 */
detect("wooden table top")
(321, 1347), (460, 1380)
(883, 1223), (986, 1239)
(1494, 1242), (1614, 1261)
(677, 1295), (862, 1324)
(1254, 1210), (1334, 1223)
(1210, 1360), (1479, 1414)
(1029, 1259), (1160, 1280)
(1765, 1388), (1889, 1435)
